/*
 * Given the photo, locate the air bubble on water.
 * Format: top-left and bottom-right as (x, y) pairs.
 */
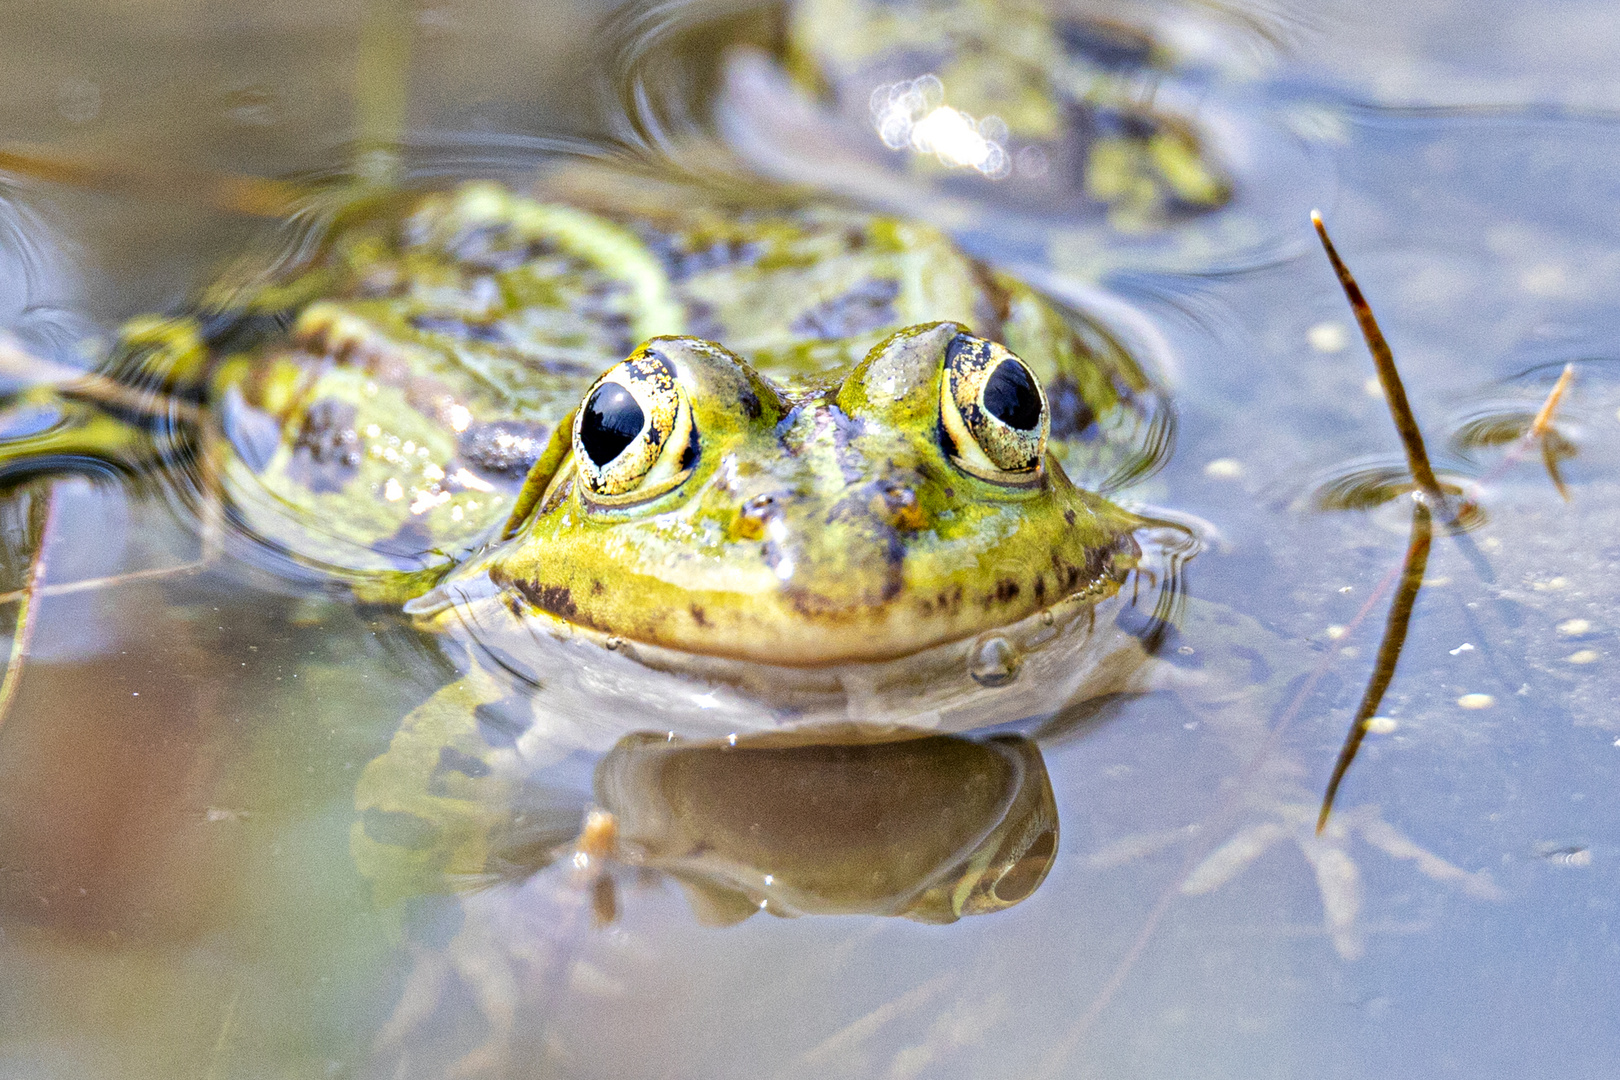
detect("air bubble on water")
(969, 635), (1021, 687)
(56, 77), (101, 124)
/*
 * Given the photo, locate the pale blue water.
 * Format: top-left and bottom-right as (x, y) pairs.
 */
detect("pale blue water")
(0, 2), (1616, 1077)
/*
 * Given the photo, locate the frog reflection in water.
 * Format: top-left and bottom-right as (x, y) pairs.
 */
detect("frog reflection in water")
(721, 0), (1231, 227)
(602, 730), (1056, 925)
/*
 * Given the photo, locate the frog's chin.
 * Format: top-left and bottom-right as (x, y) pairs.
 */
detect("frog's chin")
(404, 573), (1160, 752)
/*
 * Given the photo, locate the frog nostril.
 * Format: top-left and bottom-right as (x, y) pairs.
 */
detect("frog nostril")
(874, 483), (926, 531)
(580, 382), (644, 467)
(730, 492), (785, 541)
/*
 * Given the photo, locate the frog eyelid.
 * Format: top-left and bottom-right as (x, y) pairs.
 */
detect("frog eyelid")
(939, 333), (1050, 485)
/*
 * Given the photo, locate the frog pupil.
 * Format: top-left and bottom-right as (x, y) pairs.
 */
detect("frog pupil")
(581, 383), (645, 467)
(983, 360), (1042, 431)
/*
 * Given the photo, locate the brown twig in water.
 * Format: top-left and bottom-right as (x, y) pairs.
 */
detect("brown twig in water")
(1530, 362), (1575, 439)
(1034, 556), (1410, 1078)
(1531, 363), (1576, 501)
(1316, 500), (1432, 833)
(1459, 362), (1578, 501)
(1311, 211), (1451, 515)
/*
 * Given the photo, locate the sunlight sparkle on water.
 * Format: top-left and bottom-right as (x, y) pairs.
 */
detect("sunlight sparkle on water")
(869, 75), (1010, 178)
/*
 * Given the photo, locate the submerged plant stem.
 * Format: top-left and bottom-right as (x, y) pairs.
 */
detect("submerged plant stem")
(0, 143), (297, 217)
(0, 485), (57, 736)
(1311, 211), (1449, 511)
(1317, 499), (1432, 833)
(355, 0), (412, 188)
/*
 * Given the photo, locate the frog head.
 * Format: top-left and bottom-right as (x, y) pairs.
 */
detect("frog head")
(441, 321), (1143, 668)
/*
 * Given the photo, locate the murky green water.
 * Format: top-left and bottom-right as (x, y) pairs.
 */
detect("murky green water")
(1, 1), (1617, 1077)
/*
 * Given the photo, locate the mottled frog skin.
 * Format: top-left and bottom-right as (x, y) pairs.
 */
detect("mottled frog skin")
(448, 323), (1139, 666)
(88, 174), (1159, 625)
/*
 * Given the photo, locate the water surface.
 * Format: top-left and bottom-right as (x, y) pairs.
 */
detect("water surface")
(0, 2), (1617, 1077)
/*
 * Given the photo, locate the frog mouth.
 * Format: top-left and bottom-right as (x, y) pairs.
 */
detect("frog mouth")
(400, 533), (1186, 741)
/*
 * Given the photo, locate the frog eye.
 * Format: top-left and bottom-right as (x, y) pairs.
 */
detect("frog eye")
(574, 348), (697, 505)
(939, 333), (1049, 483)
(984, 824), (1056, 905)
(957, 820), (1058, 916)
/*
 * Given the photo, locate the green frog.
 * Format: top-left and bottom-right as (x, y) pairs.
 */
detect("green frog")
(0, 166), (1172, 908)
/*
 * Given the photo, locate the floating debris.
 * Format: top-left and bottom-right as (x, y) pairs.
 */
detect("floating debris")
(1457, 693), (1495, 710)
(1534, 843), (1592, 868)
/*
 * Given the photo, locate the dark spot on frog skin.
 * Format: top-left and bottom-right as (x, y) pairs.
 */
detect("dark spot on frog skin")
(685, 300), (724, 341)
(790, 278), (901, 340)
(286, 398), (361, 493)
(1055, 556), (1084, 591)
(458, 420), (548, 479)
(738, 386), (762, 420)
(408, 314), (510, 345)
(198, 309), (294, 354)
(496, 573), (608, 631)
(362, 807), (442, 850)
(1064, 508), (1076, 527)
(220, 388), (281, 473)
(985, 578), (1021, 607)
(1047, 377), (1097, 440)
(1034, 575), (1047, 602)
(429, 747), (492, 796)
(373, 517), (438, 564)
(689, 605), (709, 627)
(1056, 18), (1156, 70)
(518, 581), (577, 619)
(642, 228), (762, 282)
(431, 222), (540, 272)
